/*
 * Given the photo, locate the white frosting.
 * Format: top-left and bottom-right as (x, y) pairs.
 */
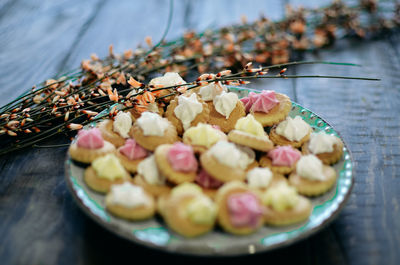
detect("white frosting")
(213, 91), (238, 119)
(174, 93), (203, 130)
(198, 82), (227, 101)
(296, 155), (326, 181)
(147, 102), (160, 113)
(149, 72), (186, 88)
(235, 144), (256, 170)
(107, 182), (151, 208)
(275, 116), (310, 141)
(112, 112), (132, 138)
(137, 155), (165, 185)
(309, 132), (339, 154)
(247, 167), (273, 189)
(136, 112), (169, 136)
(208, 141), (252, 169)
(262, 182), (299, 212)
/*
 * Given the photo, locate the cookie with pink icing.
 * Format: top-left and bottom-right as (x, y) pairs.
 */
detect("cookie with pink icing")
(240, 90), (292, 127)
(116, 139), (149, 173)
(154, 142), (198, 184)
(69, 127), (116, 164)
(216, 181), (264, 235)
(260, 145), (302, 174)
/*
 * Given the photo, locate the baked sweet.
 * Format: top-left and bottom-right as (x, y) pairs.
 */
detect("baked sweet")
(216, 181), (264, 235)
(228, 114), (274, 152)
(269, 116), (312, 148)
(97, 111), (133, 147)
(154, 142), (198, 185)
(84, 153), (131, 193)
(260, 145), (302, 174)
(195, 168), (224, 199)
(116, 139), (149, 173)
(246, 167), (287, 192)
(162, 183), (217, 237)
(129, 111), (179, 151)
(289, 154), (337, 196)
(182, 123), (227, 153)
(68, 127), (116, 163)
(208, 91), (246, 133)
(164, 93), (210, 135)
(105, 182), (156, 220)
(148, 72), (187, 103)
(240, 90), (292, 126)
(302, 131), (343, 164)
(261, 181), (312, 226)
(200, 141), (254, 182)
(133, 154), (171, 197)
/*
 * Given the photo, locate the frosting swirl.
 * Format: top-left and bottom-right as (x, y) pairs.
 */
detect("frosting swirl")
(171, 183), (203, 197)
(107, 182), (151, 208)
(308, 131), (339, 154)
(213, 91), (238, 119)
(137, 155), (165, 185)
(113, 111), (132, 138)
(167, 142), (198, 172)
(195, 169), (224, 189)
(183, 123), (223, 148)
(208, 141), (253, 169)
(77, 128), (104, 149)
(198, 82), (227, 101)
(296, 154), (326, 181)
(136, 112), (170, 136)
(235, 114), (268, 139)
(275, 116), (310, 141)
(246, 167), (273, 189)
(174, 93), (203, 130)
(185, 196), (217, 225)
(149, 72), (186, 88)
(92, 154), (127, 180)
(262, 182), (299, 212)
(227, 192), (263, 228)
(119, 139), (149, 160)
(268, 145), (301, 167)
(240, 90), (279, 113)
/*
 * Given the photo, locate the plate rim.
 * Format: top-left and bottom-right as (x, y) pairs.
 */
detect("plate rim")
(64, 86), (355, 257)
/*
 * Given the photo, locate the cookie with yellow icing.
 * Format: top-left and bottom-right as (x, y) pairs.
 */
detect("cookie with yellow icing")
(182, 123), (227, 153)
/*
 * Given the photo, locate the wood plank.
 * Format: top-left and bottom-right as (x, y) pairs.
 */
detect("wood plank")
(0, 0), (104, 106)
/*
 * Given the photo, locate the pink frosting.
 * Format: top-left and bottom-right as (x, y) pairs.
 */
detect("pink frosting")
(195, 169), (223, 189)
(240, 90), (279, 113)
(76, 128), (104, 149)
(227, 193), (263, 228)
(119, 139), (149, 160)
(167, 142), (198, 172)
(268, 145), (301, 167)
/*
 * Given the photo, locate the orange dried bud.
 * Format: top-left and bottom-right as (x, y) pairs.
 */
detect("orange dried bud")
(32, 127), (41, 133)
(116, 72), (127, 85)
(124, 49), (133, 59)
(216, 70), (231, 77)
(145, 36), (153, 47)
(109, 44), (114, 56)
(64, 111), (70, 121)
(67, 123), (83, 130)
(24, 129), (32, 133)
(7, 130), (17, 136)
(90, 53), (99, 61)
(81, 60), (91, 71)
(128, 77), (143, 88)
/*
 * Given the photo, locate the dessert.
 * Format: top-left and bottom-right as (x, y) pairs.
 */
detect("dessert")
(129, 111), (179, 151)
(195, 168), (224, 199)
(68, 127), (115, 163)
(164, 93), (210, 135)
(260, 145), (302, 174)
(161, 183), (217, 237)
(228, 114), (274, 152)
(246, 167), (287, 192)
(97, 111), (133, 147)
(208, 91), (246, 133)
(269, 116), (312, 147)
(116, 138), (149, 173)
(182, 123), (227, 153)
(84, 153), (131, 193)
(240, 90), (292, 126)
(154, 142), (198, 184)
(105, 182), (156, 220)
(302, 131), (344, 164)
(216, 181), (264, 235)
(289, 154), (337, 196)
(262, 182), (312, 226)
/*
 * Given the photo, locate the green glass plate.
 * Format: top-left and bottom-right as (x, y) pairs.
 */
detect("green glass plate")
(64, 86), (354, 256)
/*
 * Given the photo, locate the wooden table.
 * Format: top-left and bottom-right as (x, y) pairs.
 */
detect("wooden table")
(1, 0), (399, 264)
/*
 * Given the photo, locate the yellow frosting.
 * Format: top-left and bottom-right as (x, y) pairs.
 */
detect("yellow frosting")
(171, 183), (203, 197)
(235, 114), (268, 138)
(183, 123), (222, 147)
(92, 154), (128, 180)
(261, 182), (299, 212)
(185, 196), (217, 225)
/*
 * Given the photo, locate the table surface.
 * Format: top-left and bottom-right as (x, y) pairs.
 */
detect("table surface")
(1, 0), (399, 264)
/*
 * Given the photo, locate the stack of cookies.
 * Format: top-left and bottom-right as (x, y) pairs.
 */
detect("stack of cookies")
(68, 72), (344, 237)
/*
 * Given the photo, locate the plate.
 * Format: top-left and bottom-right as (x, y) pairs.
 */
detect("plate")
(64, 86), (354, 256)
